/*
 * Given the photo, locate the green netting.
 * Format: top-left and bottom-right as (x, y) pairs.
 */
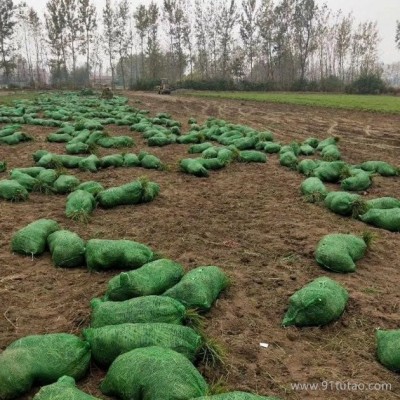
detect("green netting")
(376, 330), (400, 371)
(33, 150), (50, 163)
(100, 346), (208, 400)
(177, 133), (203, 144)
(10, 170), (39, 191)
(141, 154), (162, 169)
(12, 167), (45, 177)
(263, 142), (281, 154)
(313, 161), (347, 183)
(141, 181), (160, 203)
(90, 295), (186, 328)
(217, 148), (235, 165)
(324, 191), (362, 216)
(66, 190), (96, 221)
(202, 147), (220, 159)
(282, 277), (348, 327)
(316, 137), (338, 151)
(300, 177), (328, 202)
(101, 154), (124, 168)
(123, 153), (141, 167)
(299, 144), (315, 156)
(76, 181), (104, 196)
(105, 259), (184, 301)
(279, 151), (298, 169)
(303, 137), (319, 148)
(321, 144), (341, 161)
(85, 239), (153, 271)
(53, 175), (80, 194)
(180, 159), (209, 177)
(79, 155), (100, 172)
(66, 142), (90, 155)
(0, 132), (32, 145)
(97, 136), (134, 148)
(258, 131), (274, 141)
(47, 133), (73, 143)
(148, 135), (175, 146)
(59, 155), (85, 169)
(37, 169), (58, 187)
(33, 376), (99, 400)
(84, 323), (201, 366)
(189, 142), (213, 154)
(0, 179), (29, 201)
(358, 161), (398, 177)
(198, 158), (226, 170)
(12, 219), (60, 256)
(232, 137), (258, 150)
(315, 234), (367, 273)
(280, 143), (300, 156)
(0, 333), (90, 399)
(341, 169), (372, 191)
(97, 180), (143, 208)
(47, 230), (86, 268)
(297, 159), (320, 176)
(163, 266), (229, 311)
(191, 392), (281, 399)
(238, 151), (267, 163)
(366, 197), (400, 210)
(359, 208), (400, 232)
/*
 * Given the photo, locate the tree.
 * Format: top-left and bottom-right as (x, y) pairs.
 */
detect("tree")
(0, 0), (17, 83)
(335, 12), (352, 81)
(257, 0), (275, 81)
(134, 4), (148, 78)
(103, 0), (117, 88)
(64, 0), (81, 77)
(396, 21), (400, 51)
(146, 2), (161, 79)
(115, 0), (130, 89)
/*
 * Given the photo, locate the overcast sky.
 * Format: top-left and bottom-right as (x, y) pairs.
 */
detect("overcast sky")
(29, 0), (400, 64)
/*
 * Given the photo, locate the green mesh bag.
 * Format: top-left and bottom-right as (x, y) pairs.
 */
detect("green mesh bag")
(100, 346), (208, 400)
(33, 376), (100, 400)
(76, 181), (104, 196)
(85, 239), (153, 271)
(313, 161), (347, 183)
(53, 175), (80, 194)
(202, 147), (220, 159)
(0, 333), (91, 400)
(297, 159), (320, 176)
(315, 234), (367, 273)
(90, 295), (186, 328)
(341, 169), (372, 191)
(12, 167), (44, 177)
(359, 208), (400, 232)
(279, 151), (298, 169)
(105, 259), (184, 301)
(37, 169), (58, 186)
(66, 142), (90, 155)
(12, 219), (60, 256)
(97, 181), (143, 208)
(180, 159), (209, 177)
(282, 277), (348, 327)
(316, 137), (338, 151)
(141, 181), (160, 203)
(141, 154), (162, 169)
(303, 137), (319, 148)
(66, 190), (96, 221)
(59, 155), (85, 169)
(191, 392), (281, 400)
(79, 155), (100, 172)
(263, 142), (281, 154)
(36, 153), (61, 168)
(324, 191), (362, 216)
(101, 154), (124, 168)
(148, 135), (175, 146)
(123, 153), (141, 167)
(299, 144), (315, 156)
(321, 144), (341, 161)
(366, 197), (400, 210)
(163, 266), (229, 311)
(0, 132), (32, 145)
(376, 329), (400, 371)
(258, 131), (274, 141)
(47, 230), (86, 268)
(217, 148), (235, 165)
(198, 158), (225, 171)
(189, 142), (213, 154)
(232, 136), (258, 150)
(238, 151), (267, 163)
(300, 177), (328, 202)
(47, 133), (73, 143)
(97, 136), (134, 148)
(84, 323), (202, 366)
(0, 179), (29, 201)
(10, 170), (39, 191)
(358, 161), (398, 177)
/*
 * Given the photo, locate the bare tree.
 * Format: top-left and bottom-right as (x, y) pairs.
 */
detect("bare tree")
(134, 4), (148, 78)
(103, 0), (117, 88)
(0, 0), (17, 84)
(64, 0), (81, 77)
(115, 0), (130, 89)
(146, 2), (161, 80)
(396, 21), (400, 51)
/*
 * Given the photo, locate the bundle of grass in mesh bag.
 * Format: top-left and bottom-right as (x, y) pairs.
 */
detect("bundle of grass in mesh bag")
(47, 132), (73, 143)
(189, 142), (214, 154)
(303, 137), (319, 148)
(37, 169), (59, 192)
(163, 266), (229, 312)
(313, 161), (348, 183)
(198, 158), (226, 171)
(84, 323), (202, 366)
(79, 154), (100, 172)
(297, 159), (320, 176)
(180, 158), (209, 177)
(85, 239), (153, 271)
(341, 168), (372, 191)
(33, 376), (99, 400)
(359, 208), (400, 232)
(100, 346), (208, 400)
(315, 233), (369, 273)
(238, 151), (267, 163)
(11, 167), (45, 177)
(217, 148), (236, 165)
(12, 219), (60, 256)
(191, 393), (281, 400)
(139, 152), (163, 170)
(105, 259), (184, 301)
(324, 191), (365, 217)
(123, 153), (141, 167)
(90, 295), (186, 328)
(316, 136), (339, 151)
(358, 161), (398, 177)
(76, 181), (104, 196)
(66, 190), (96, 222)
(282, 277), (348, 327)
(299, 144), (315, 156)
(97, 179), (147, 208)
(321, 144), (341, 161)
(0, 333), (91, 400)
(10, 170), (39, 192)
(202, 146), (221, 159)
(376, 329), (400, 371)
(53, 174), (80, 194)
(100, 154), (124, 168)
(0, 132), (32, 145)
(0, 179), (29, 201)
(148, 134), (176, 147)
(279, 151), (298, 169)
(48, 230), (86, 268)
(300, 177), (328, 202)
(97, 135), (134, 148)
(366, 197), (400, 210)
(264, 142), (281, 154)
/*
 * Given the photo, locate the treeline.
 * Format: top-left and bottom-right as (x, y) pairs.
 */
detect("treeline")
(0, 0), (395, 92)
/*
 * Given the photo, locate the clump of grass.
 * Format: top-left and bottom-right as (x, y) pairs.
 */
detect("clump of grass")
(184, 308), (205, 331)
(304, 192), (327, 203)
(198, 335), (227, 369)
(362, 231), (376, 249)
(32, 181), (54, 195)
(206, 377), (230, 396)
(66, 210), (91, 224)
(352, 198), (368, 218)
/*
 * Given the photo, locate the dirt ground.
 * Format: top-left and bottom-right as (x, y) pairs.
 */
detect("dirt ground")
(1, 91), (400, 400)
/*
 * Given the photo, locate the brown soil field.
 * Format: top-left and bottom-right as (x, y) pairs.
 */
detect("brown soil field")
(1, 91), (400, 400)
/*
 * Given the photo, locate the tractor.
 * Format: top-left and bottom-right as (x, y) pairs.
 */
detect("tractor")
(157, 78), (171, 94)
